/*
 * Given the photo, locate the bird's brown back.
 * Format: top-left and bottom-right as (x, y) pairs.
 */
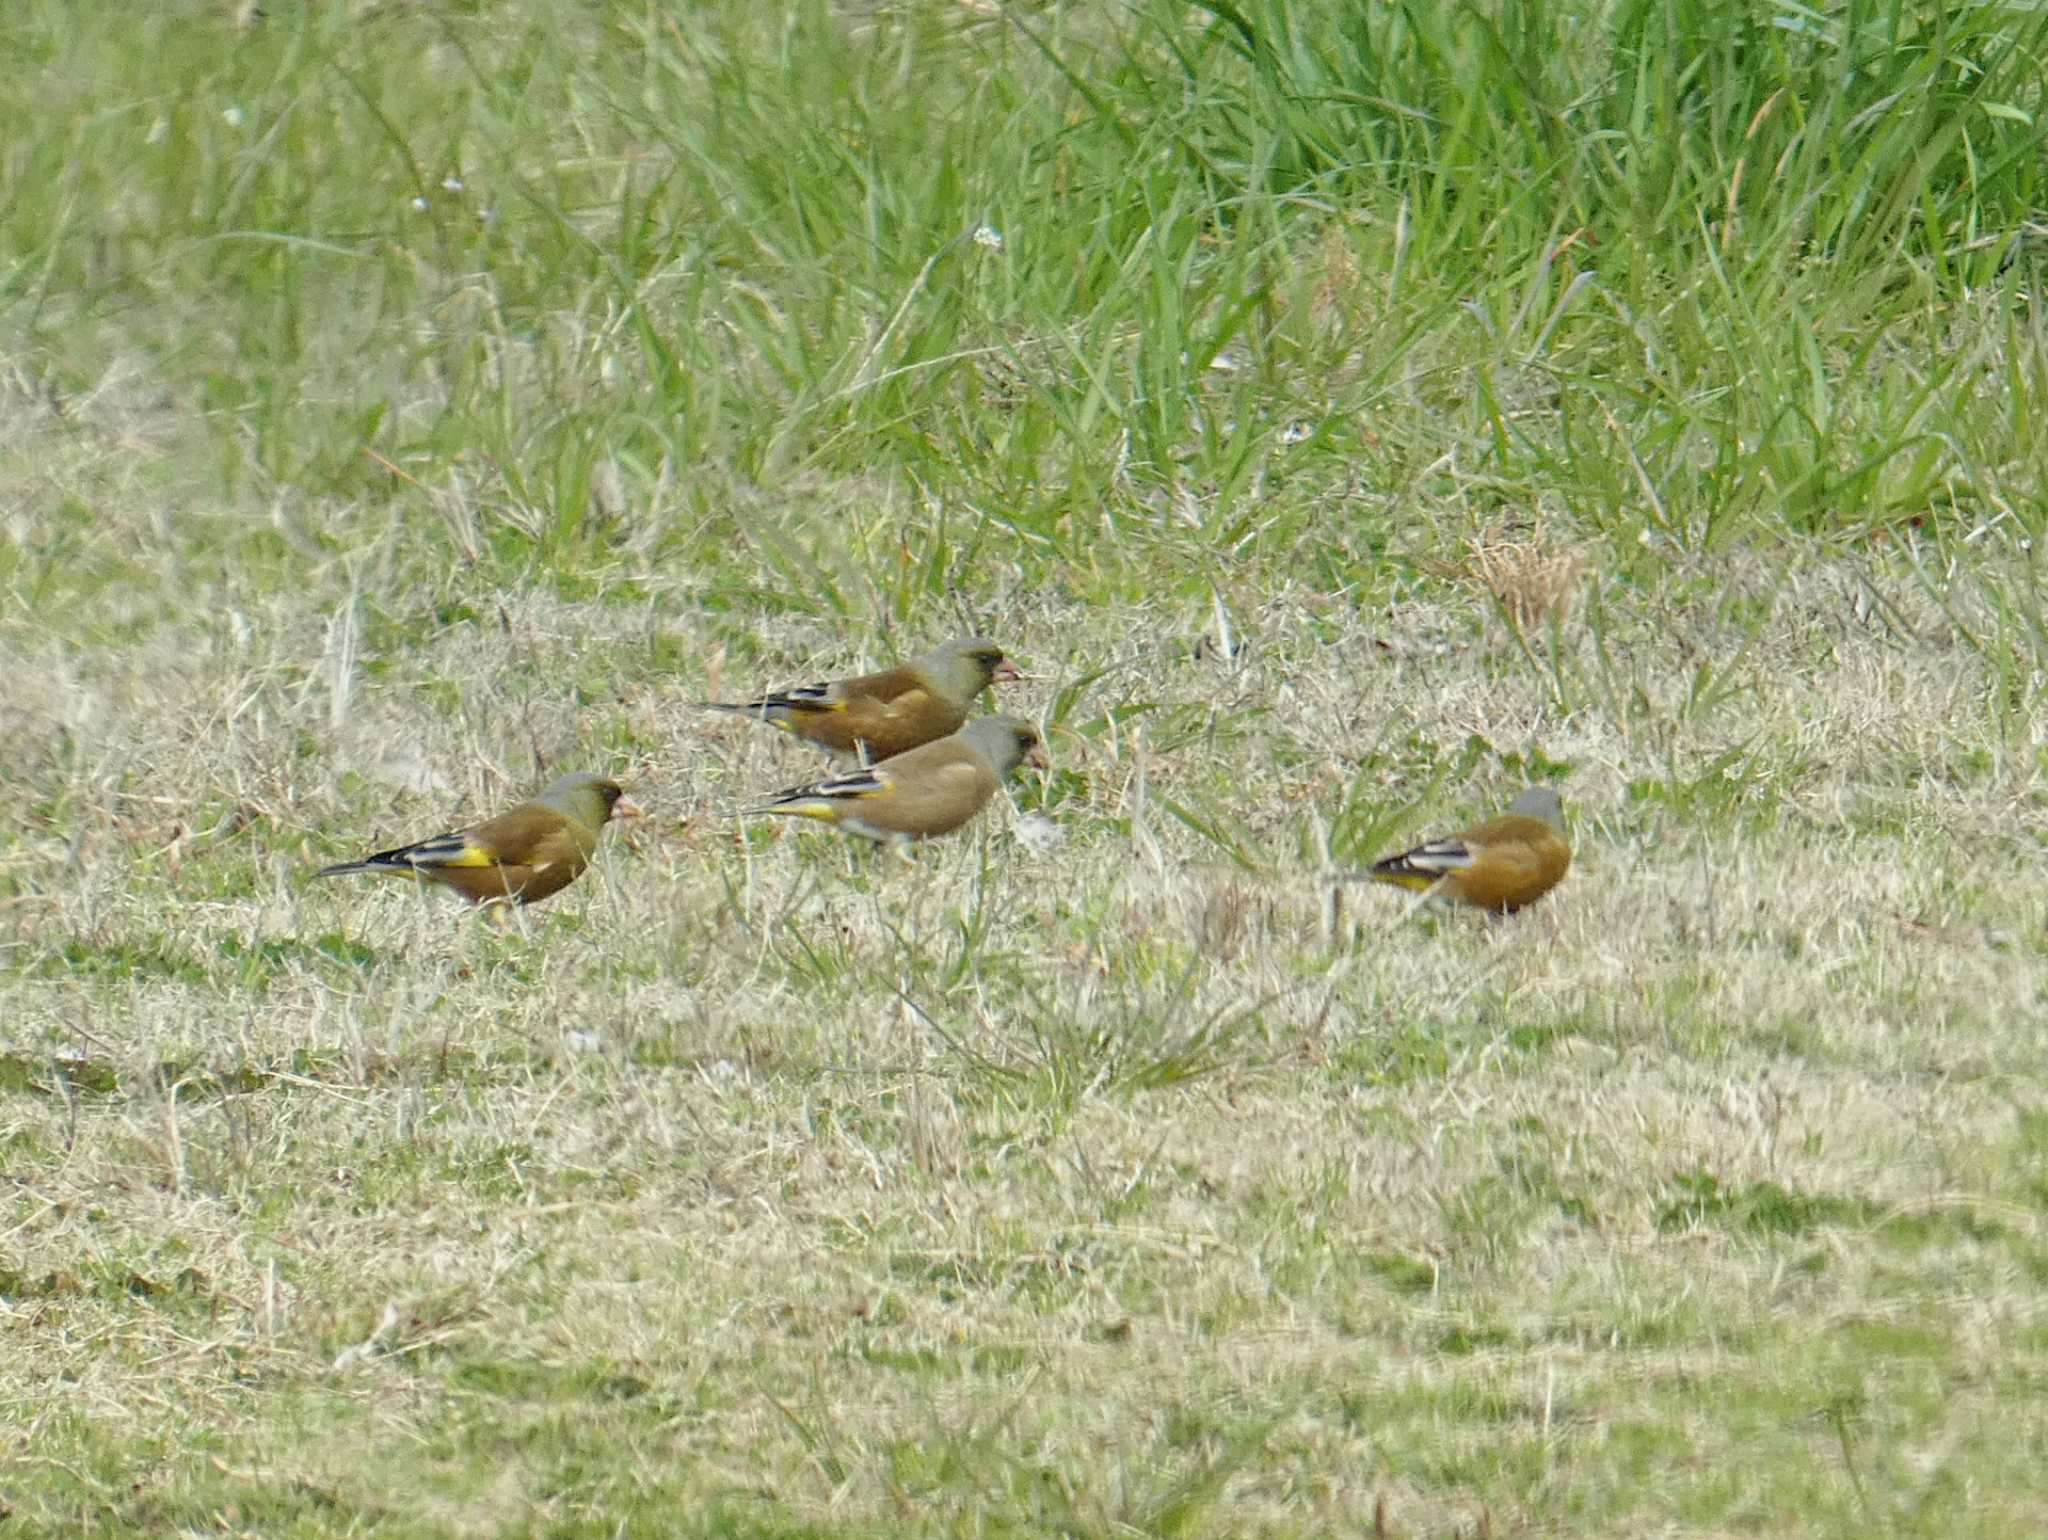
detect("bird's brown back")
(807, 662), (965, 759)
(1448, 813), (1570, 912)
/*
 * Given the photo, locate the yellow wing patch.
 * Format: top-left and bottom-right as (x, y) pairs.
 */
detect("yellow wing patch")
(1371, 870), (1441, 894)
(838, 771), (897, 801)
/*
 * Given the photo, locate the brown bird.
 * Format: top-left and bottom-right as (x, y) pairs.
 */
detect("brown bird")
(1360, 786), (1571, 913)
(703, 636), (1020, 762)
(316, 771), (642, 908)
(741, 714), (1047, 854)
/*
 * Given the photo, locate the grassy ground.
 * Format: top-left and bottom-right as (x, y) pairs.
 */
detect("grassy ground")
(7, 0), (2048, 1534)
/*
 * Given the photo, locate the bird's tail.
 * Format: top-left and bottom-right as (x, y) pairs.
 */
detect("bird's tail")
(316, 832), (473, 878)
(746, 766), (885, 817)
(701, 679), (837, 715)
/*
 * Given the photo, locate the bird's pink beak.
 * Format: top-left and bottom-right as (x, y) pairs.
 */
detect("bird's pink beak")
(614, 797), (647, 821)
(1023, 744), (1051, 771)
(992, 658), (1023, 683)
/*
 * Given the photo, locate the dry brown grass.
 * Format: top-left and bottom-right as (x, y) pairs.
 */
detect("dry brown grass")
(7, 414), (2048, 1533)
(11, 0), (2048, 1524)
(1463, 526), (1588, 633)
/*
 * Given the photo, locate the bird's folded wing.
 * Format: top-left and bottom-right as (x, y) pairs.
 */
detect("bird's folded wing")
(380, 831), (496, 869)
(815, 768), (891, 800)
(1384, 837), (1477, 875)
(765, 766), (893, 806)
(828, 758), (990, 835)
(769, 681), (843, 712)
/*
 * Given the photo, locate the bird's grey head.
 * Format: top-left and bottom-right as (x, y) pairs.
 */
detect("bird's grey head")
(1508, 785), (1564, 824)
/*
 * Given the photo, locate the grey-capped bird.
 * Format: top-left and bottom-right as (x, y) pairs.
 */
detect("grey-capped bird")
(741, 714), (1046, 854)
(702, 636), (1020, 762)
(316, 771), (641, 907)
(1359, 785), (1570, 913)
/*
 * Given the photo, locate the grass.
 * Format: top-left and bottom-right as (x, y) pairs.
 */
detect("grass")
(7, 0), (2048, 1532)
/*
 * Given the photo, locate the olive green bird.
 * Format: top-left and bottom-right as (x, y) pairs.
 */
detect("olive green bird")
(316, 771), (642, 908)
(702, 636), (1020, 763)
(741, 714), (1046, 855)
(1358, 785), (1571, 914)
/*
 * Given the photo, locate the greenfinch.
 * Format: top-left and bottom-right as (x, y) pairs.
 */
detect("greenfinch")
(742, 714), (1046, 853)
(1361, 786), (1570, 913)
(316, 771), (642, 907)
(703, 636), (1020, 762)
